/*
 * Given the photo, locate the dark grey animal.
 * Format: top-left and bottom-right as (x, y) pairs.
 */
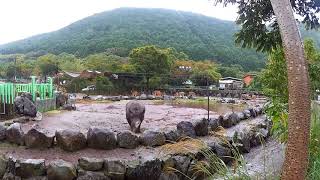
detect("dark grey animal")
(126, 101), (145, 133)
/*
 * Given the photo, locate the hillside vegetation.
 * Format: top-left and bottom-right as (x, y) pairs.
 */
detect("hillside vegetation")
(0, 8), (267, 71)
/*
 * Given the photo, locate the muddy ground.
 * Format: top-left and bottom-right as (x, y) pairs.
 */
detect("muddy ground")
(20, 100), (245, 136)
(0, 99), (284, 178)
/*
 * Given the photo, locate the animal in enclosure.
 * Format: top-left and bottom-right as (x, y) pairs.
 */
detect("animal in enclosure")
(126, 101), (145, 133)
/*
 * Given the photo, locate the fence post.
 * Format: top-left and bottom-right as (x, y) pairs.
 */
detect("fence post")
(31, 76), (36, 102)
(48, 77), (53, 98)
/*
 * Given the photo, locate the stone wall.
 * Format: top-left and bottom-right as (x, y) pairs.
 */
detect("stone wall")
(0, 106), (272, 179)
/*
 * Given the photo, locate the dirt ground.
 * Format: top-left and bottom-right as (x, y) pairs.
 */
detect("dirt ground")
(20, 100), (240, 136)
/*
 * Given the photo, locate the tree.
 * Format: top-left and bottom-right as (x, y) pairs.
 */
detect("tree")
(215, 0), (320, 178)
(129, 45), (174, 92)
(37, 54), (59, 77)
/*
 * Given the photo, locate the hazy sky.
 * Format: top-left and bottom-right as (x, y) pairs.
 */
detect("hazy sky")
(0, 0), (238, 45)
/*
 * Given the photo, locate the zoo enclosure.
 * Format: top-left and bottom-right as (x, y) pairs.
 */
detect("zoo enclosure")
(0, 76), (55, 115)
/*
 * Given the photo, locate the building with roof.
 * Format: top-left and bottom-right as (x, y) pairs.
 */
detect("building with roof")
(219, 77), (243, 90)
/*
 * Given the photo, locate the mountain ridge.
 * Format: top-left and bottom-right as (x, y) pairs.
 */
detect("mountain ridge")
(0, 8), (319, 70)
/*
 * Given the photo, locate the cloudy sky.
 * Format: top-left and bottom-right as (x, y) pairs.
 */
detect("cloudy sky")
(0, 0), (238, 45)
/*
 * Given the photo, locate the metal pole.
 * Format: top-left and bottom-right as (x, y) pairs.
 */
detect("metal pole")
(207, 77), (210, 120)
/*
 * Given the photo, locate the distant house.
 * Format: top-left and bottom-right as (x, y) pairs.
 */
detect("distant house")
(243, 74), (256, 87)
(80, 70), (102, 79)
(219, 77), (243, 90)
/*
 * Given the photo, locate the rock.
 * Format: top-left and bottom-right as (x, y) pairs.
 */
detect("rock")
(208, 117), (220, 131)
(232, 131), (251, 153)
(25, 125), (54, 149)
(104, 160), (126, 180)
(0, 124), (6, 140)
(248, 108), (257, 118)
(237, 112), (245, 120)
(0, 155), (7, 178)
(221, 113), (233, 128)
(126, 101), (145, 133)
(126, 158), (162, 180)
(87, 127), (117, 150)
(62, 104), (76, 111)
(56, 130), (86, 152)
(6, 123), (24, 145)
(255, 107), (263, 115)
(243, 110), (251, 119)
(47, 159), (77, 180)
(147, 95), (156, 100)
(78, 157), (104, 171)
(117, 131), (139, 149)
(172, 156), (192, 175)
(14, 95), (37, 117)
(2, 172), (21, 180)
(177, 121), (196, 138)
(164, 128), (179, 142)
(78, 171), (109, 180)
(229, 112), (240, 125)
(141, 130), (165, 147)
(158, 172), (180, 180)
(56, 92), (67, 107)
(193, 118), (209, 136)
(15, 159), (46, 178)
(209, 142), (232, 164)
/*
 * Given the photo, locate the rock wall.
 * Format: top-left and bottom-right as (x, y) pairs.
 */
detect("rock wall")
(0, 106), (271, 179)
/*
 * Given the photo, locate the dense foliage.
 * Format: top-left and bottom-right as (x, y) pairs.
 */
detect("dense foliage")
(0, 8), (268, 71)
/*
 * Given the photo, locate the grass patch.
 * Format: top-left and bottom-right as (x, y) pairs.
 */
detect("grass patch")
(308, 102), (320, 179)
(160, 138), (207, 155)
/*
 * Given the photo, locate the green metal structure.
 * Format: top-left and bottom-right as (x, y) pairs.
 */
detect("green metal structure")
(0, 76), (54, 105)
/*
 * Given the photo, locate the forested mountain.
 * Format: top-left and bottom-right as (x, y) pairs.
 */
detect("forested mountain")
(0, 8), (319, 71)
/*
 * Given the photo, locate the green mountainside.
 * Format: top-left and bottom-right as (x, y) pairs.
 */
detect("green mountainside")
(0, 8), (319, 71)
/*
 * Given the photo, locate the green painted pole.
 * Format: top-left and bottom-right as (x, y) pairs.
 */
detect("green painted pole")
(31, 76), (36, 102)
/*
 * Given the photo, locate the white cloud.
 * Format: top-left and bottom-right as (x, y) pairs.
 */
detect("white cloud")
(0, 0), (238, 44)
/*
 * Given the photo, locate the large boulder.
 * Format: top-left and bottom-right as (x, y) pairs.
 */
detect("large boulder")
(14, 93), (37, 117)
(177, 121), (196, 138)
(55, 92), (67, 107)
(232, 131), (251, 153)
(243, 110), (251, 119)
(6, 123), (24, 145)
(221, 113), (233, 128)
(171, 155), (192, 177)
(158, 172), (180, 180)
(126, 158), (162, 180)
(208, 142), (232, 164)
(0, 155), (7, 179)
(15, 159), (46, 178)
(193, 118), (209, 136)
(141, 130), (166, 147)
(117, 131), (139, 149)
(164, 128), (179, 142)
(229, 112), (240, 125)
(24, 125), (54, 149)
(78, 171), (109, 180)
(248, 108), (257, 118)
(0, 124), (6, 140)
(208, 117), (220, 131)
(56, 130), (87, 152)
(78, 157), (104, 171)
(87, 127), (117, 150)
(47, 159), (77, 180)
(104, 160), (126, 180)
(126, 101), (145, 133)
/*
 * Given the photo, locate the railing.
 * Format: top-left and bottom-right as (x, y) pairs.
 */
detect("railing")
(0, 76), (54, 104)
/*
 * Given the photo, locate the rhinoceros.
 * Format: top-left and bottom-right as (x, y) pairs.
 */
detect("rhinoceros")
(126, 101), (145, 133)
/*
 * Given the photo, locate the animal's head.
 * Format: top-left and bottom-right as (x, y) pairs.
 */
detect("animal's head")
(130, 118), (142, 133)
